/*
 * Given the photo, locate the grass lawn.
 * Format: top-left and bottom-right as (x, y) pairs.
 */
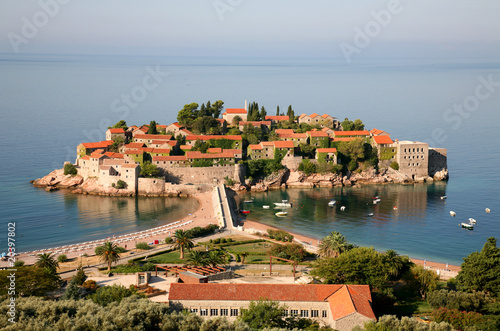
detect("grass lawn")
(147, 247), (204, 264)
(387, 298), (433, 317)
(225, 241), (273, 255)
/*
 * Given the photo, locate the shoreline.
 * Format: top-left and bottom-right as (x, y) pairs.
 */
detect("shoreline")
(0, 191), (216, 268)
(242, 219), (460, 279)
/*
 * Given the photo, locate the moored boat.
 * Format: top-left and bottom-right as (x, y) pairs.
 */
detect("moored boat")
(263, 205), (270, 209)
(461, 222), (473, 230)
(274, 200), (292, 208)
(328, 199), (336, 207)
(240, 210), (251, 214)
(450, 211), (456, 217)
(441, 196), (447, 200)
(275, 211), (287, 217)
(468, 218), (477, 224)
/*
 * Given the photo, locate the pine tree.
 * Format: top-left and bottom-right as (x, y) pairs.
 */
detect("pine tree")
(276, 105), (280, 116)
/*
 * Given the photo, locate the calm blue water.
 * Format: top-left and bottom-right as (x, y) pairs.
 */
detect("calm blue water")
(1, 54), (499, 263)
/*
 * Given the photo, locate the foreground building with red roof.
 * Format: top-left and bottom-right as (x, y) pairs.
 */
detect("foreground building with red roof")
(168, 283), (376, 331)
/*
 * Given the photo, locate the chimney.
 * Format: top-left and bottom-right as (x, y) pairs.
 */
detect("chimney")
(244, 100), (248, 111)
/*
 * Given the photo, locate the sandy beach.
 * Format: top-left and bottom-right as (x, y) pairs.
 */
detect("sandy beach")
(1, 191), (216, 268)
(242, 219), (460, 279)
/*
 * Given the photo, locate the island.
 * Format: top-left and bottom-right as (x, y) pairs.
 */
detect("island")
(32, 100), (448, 196)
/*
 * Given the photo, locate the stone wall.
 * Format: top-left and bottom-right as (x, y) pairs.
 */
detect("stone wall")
(138, 178), (166, 195)
(206, 270), (233, 281)
(335, 312), (374, 331)
(428, 148), (447, 177)
(164, 165), (244, 184)
(282, 156), (303, 171)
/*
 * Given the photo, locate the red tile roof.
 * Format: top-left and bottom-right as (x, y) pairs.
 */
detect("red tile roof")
(370, 128), (386, 136)
(153, 155), (187, 161)
(277, 132), (307, 139)
(307, 131), (329, 138)
(223, 149), (242, 155)
(334, 130), (370, 136)
(179, 129), (193, 135)
(265, 115), (289, 121)
(186, 135), (242, 141)
(81, 155), (91, 160)
(170, 122), (182, 128)
(81, 141), (113, 149)
(310, 113), (320, 118)
(151, 148), (171, 154)
(298, 113), (307, 119)
(321, 114), (332, 119)
(168, 283), (375, 321)
(180, 145), (192, 150)
(317, 148), (337, 153)
(273, 141), (294, 148)
(261, 141), (274, 146)
(373, 135), (394, 145)
(108, 128), (125, 134)
(333, 137), (356, 142)
(185, 151), (235, 159)
(223, 108), (247, 114)
(151, 140), (171, 145)
(249, 144), (263, 150)
(124, 142), (146, 149)
(275, 129), (294, 134)
(207, 148), (222, 153)
(104, 152), (124, 159)
(134, 134), (172, 140)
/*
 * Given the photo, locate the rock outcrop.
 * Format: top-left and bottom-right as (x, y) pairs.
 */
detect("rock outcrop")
(32, 169), (84, 188)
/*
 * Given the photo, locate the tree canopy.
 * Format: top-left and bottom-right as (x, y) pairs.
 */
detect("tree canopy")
(341, 117), (365, 131)
(95, 241), (125, 272)
(140, 161), (160, 177)
(456, 237), (500, 296)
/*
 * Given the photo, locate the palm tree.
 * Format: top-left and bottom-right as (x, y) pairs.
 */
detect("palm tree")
(35, 253), (59, 274)
(318, 231), (350, 258)
(187, 251), (208, 266)
(240, 252), (249, 265)
(95, 241), (124, 272)
(173, 229), (194, 259)
(383, 249), (405, 278)
(206, 250), (226, 267)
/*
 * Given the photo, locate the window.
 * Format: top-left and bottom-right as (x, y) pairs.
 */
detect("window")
(200, 309), (208, 316)
(300, 310), (309, 317)
(281, 310), (289, 317)
(290, 309), (299, 316)
(322, 310), (328, 318)
(230, 309), (239, 316)
(311, 310), (319, 317)
(220, 309), (228, 316)
(190, 308), (198, 314)
(210, 308), (218, 316)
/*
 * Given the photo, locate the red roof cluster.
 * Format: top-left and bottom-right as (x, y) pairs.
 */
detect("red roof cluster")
(265, 115), (289, 121)
(186, 135), (242, 141)
(223, 108), (247, 114)
(81, 141), (113, 149)
(373, 135), (394, 145)
(334, 130), (370, 136)
(316, 148), (337, 153)
(134, 134), (172, 140)
(108, 128), (125, 134)
(307, 130), (329, 138)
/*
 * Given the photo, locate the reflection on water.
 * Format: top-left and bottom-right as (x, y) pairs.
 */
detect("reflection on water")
(18, 191), (199, 252)
(237, 183), (492, 265)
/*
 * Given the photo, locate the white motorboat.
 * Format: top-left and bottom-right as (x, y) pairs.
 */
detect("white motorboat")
(275, 211), (287, 217)
(468, 218), (476, 224)
(450, 211), (456, 217)
(263, 205), (270, 209)
(441, 196), (447, 200)
(367, 213), (374, 217)
(461, 222), (473, 230)
(328, 199), (337, 207)
(486, 208), (491, 214)
(274, 200), (292, 208)
(340, 206), (346, 211)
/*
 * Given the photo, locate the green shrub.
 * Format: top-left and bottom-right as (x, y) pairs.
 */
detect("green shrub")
(348, 159), (358, 171)
(64, 163), (77, 175)
(390, 161), (399, 170)
(226, 238), (233, 243)
(90, 284), (143, 307)
(73, 267), (88, 285)
(236, 254), (241, 262)
(269, 243), (307, 262)
(221, 238), (227, 243)
(213, 238), (221, 244)
(267, 229), (293, 242)
(142, 262), (156, 271)
(115, 180), (126, 189)
(57, 254), (68, 263)
(136, 242), (151, 250)
(298, 159), (316, 175)
(13, 260), (25, 267)
(164, 237), (173, 244)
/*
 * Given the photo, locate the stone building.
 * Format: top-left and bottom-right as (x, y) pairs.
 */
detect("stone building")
(315, 148), (338, 163)
(77, 141), (114, 158)
(222, 108), (248, 124)
(168, 283), (376, 331)
(105, 128), (126, 141)
(428, 148), (448, 177)
(247, 141), (294, 160)
(394, 140), (429, 179)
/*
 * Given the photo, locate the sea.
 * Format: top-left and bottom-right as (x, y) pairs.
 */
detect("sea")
(0, 54), (499, 265)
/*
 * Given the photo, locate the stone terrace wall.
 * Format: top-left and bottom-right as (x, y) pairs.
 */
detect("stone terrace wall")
(428, 148), (448, 177)
(164, 166), (243, 184)
(138, 178), (165, 195)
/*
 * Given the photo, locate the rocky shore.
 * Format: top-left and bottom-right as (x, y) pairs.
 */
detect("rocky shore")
(233, 167), (449, 192)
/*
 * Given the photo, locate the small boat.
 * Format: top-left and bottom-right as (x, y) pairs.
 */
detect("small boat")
(340, 206), (346, 211)
(486, 208), (491, 214)
(274, 200), (292, 208)
(450, 211), (456, 217)
(393, 206), (398, 210)
(461, 222), (473, 230)
(367, 213), (374, 217)
(263, 205), (270, 209)
(240, 210), (251, 214)
(243, 198), (254, 203)
(373, 200), (380, 205)
(468, 218), (476, 224)
(441, 196), (447, 200)
(328, 200), (337, 207)
(275, 211), (287, 217)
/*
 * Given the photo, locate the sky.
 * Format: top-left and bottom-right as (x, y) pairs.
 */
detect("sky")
(0, 0), (500, 59)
